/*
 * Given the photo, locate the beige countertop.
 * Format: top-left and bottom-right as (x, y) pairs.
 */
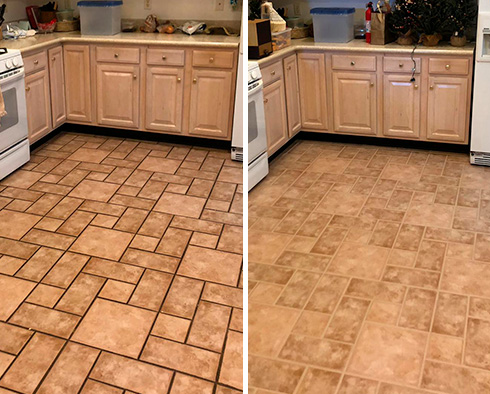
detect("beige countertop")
(257, 38), (476, 65)
(1, 31), (240, 53)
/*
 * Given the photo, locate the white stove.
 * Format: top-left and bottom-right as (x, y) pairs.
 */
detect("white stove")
(248, 61), (269, 190)
(0, 48), (29, 181)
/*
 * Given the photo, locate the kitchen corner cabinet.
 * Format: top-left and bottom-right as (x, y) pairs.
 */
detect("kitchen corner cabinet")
(283, 54), (301, 137)
(25, 68), (51, 143)
(64, 45), (92, 123)
(188, 68), (234, 138)
(48, 46), (66, 128)
(96, 63), (140, 128)
(146, 67), (184, 133)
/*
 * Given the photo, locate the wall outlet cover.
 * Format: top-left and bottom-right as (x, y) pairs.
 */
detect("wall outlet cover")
(215, 0), (225, 11)
(144, 0), (152, 10)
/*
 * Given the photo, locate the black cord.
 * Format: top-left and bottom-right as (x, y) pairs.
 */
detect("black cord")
(410, 42), (418, 82)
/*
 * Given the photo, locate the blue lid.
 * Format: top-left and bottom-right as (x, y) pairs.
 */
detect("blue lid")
(77, 1), (122, 6)
(310, 7), (355, 15)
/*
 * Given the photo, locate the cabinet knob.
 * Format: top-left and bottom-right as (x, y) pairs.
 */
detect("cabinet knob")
(414, 84), (419, 89)
(25, 86), (30, 92)
(445, 64), (450, 70)
(351, 61), (355, 66)
(114, 53), (119, 58)
(399, 63), (404, 68)
(33, 60), (39, 65)
(177, 77), (181, 82)
(162, 55), (167, 60)
(287, 65), (292, 70)
(209, 57), (214, 63)
(193, 78), (197, 83)
(264, 98), (268, 104)
(271, 70), (276, 75)
(370, 82), (374, 87)
(430, 85), (434, 90)
(133, 74), (137, 79)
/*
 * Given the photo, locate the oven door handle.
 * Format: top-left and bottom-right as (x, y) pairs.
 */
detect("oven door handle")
(248, 79), (264, 96)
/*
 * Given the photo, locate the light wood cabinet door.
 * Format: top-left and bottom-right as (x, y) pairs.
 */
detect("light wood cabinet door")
(297, 53), (328, 130)
(383, 74), (421, 139)
(332, 71), (377, 135)
(427, 76), (468, 142)
(63, 45), (92, 123)
(263, 78), (288, 156)
(146, 67), (184, 133)
(48, 46), (66, 128)
(96, 63), (140, 128)
(283, 54), (301, 137)
(25, 70), (52, 144)
(189, 69), (234, 139)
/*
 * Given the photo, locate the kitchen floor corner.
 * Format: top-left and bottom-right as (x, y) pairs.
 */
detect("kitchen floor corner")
(0, 131), (243, 394)
(248, 139), (490, 394)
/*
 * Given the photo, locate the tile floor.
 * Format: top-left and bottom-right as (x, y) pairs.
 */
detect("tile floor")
(249, 139), (490, 394)
(0, 131), (243, 394)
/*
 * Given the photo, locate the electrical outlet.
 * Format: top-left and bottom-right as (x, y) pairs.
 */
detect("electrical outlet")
(293, 3), (301, 15)
(144, 0), (151, 10)
(215, 0), (224, 11)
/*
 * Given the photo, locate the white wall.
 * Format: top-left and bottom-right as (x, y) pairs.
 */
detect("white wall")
(4, 0), (30, 22)
(12, 0), (242, 21)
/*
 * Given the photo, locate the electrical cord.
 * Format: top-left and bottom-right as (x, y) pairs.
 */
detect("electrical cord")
(410, 42), (418, 82)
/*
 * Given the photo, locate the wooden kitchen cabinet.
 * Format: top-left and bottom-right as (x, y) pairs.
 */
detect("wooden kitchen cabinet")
(263, 78), (288, 156)
(332, 71), (377, 135)
(383, 74), (421, 139)
(146, 67), (184, 133)
(25, 69), (52, 143)
(297, 53), (328, 130)
(64, 45), (92, 123)
(283, 54), (301, 137)
(48, 46), (66, 128)
(188, 69), (234, 139)
(96, 63), (140, 128)
(427, 76), (468, 143)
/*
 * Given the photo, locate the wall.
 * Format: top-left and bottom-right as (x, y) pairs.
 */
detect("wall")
(4, 0), (30, 22)
(10, 0), (242, 21)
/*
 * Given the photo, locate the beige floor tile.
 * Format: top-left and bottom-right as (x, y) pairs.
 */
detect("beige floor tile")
(427, 333), (463, 364)
(70, 226), (133, 261)
(69, 180), (120, 202)
(153, 192), (206, 218)
(295, 368), (340, 394)
(248, 356), (305, 394)
(0, 210), (41, 240)
(0, 274), (36, 320)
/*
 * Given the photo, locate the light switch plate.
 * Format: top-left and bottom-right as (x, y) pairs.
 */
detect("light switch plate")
(144, 0), (152, 10)
(215, 0), (225, 11)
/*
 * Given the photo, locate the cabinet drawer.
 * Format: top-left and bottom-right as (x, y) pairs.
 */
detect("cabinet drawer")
(96, 46), (140, 64)
(384, 57), (421, 73)
(23, 51), (48, 74)
(192, 50), (234, 69)
(332, 54), (377, 71)
(429, 57), (470, 75)
(147, 48), (185, 66)
(261, 61), (283, 87)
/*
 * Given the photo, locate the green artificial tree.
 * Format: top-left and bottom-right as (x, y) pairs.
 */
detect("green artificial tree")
(445, 0), (477, 37)
(249, 0), (262, 20)
(389, 0), (419, 43)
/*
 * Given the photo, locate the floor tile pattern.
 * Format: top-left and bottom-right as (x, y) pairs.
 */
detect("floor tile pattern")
(0, 131), (243, 394)
(249, 139), (490, 394)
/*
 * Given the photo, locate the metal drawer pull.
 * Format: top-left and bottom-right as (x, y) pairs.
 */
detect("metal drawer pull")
(133, 74), (137, 79)
(193, 78), (197, 83)
(414, 84), (419, 89)
(445, 64), (450, 70)
(271, 70), (276, 75)
(399, 63), (403, 68)
(287, 66), (292, 70)
(25, 86), (30, 91)
(33, 60), (39, 65)
(264, 98), (268, 103)
(351, 61), (355, 66)
(209, 57), (214, 63)
(430, 85), (434, 90)
(52, 57), (56, 61)
(177, 77), (181, 82)
(114, 53), (119, 58)
(370, 82), (374, 87)
(162, 55), (167, 60)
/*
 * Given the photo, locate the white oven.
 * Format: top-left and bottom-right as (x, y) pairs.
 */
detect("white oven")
(0, 49), (29, 181)
(248, 61), (269, 190)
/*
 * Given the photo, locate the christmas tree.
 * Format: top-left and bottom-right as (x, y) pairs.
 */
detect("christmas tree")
(445, 0), (477, 36)
(389, 0), (419, 36)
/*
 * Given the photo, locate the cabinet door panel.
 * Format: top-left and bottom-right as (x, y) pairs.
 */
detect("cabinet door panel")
(26, 70), (51, 144)
(427, 76), (468, 142)
(383, 74), (420, 139)
(64, 45), (92, 123)
(189, 69), (234, 139)
(96, 63), (140, 128)
(264, 78), (288, 156)
(332, 71), (377, 135)
(48, 46), (66, 128)
(146, 67), (184, 133)
(297, 53), (328, 130)
(283, 54), (301, 137)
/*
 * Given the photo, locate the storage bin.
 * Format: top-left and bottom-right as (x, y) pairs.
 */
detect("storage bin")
(272, 28), (291, 52)
(311, 8), (355, 43)
(77, 1), (122, 35)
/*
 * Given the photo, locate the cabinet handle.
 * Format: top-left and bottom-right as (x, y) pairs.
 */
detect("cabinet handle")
(271, 70), (276, 75)
(370, 82), (374, 87)
(287, 66), (292, 70)
(133, 74), (137, 79)
(162, 55), (167, 60)
(33, 60), (39, 65)
(264, 98), (268, 103)
(177, 77), (181, 82)
(114, 53), (119, 58)
(209, 57), (214, 63)
(193, 78), (197, 83)
(351, 61), (355, 66)
(399, 63), (404, 68)
(430, 85), (434, 90)
(414, 84), (419, 89)
(25, 86), (30, 92)
(52, 57), (56, 61)
(445, 64), (450, 70)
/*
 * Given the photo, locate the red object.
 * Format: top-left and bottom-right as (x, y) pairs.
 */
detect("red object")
(366, 2), (373, 44)
(26, 6), (40, 30)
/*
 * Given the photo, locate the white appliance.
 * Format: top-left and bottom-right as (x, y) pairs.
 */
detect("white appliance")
(248, 61), (269, 190)
(231, 21), (244, 161)
(471, 0), (490, 165)
(0, 48), (29, 180)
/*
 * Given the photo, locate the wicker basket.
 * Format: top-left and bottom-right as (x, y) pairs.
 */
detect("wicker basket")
(55, 19), (79, 32)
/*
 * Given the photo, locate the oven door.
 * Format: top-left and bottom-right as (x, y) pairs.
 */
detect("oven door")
(248, 79), (268, 164)
(0, 68), (28, 154)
